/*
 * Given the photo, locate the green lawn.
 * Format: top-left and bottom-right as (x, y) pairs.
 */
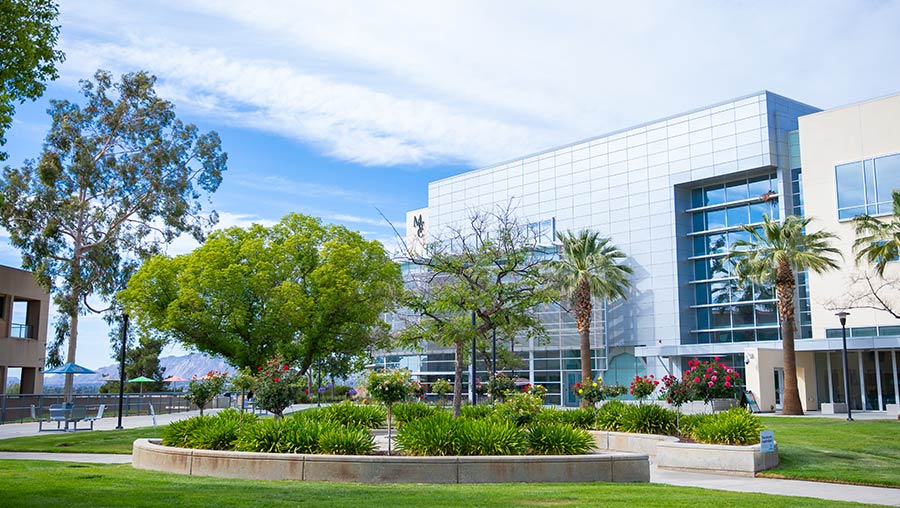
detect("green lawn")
(0, 427), (156, 454)
(0, 460), (880, 508)
(760, 417), (900, 487)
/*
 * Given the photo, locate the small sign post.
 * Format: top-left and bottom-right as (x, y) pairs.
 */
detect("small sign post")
(760, 430), (775, 453)
(149, 402), (158, 437)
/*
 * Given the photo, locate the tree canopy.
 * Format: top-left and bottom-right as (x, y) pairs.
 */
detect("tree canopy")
(0, 0), (65, 160)
(0, 70), (227, 398)
(398, 208), (554, 416)
(118, 213), (402, 374)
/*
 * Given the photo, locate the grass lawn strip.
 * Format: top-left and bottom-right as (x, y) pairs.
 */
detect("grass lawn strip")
(759, 417), (900, 488)
(0, 427), (155, 454)
(0, 460), (882, 508)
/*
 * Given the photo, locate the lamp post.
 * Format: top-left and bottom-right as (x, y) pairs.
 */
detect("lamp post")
(835, 311), (853, 421)
(470, 311), (477, 405)
(491, 328), (497, 378)
(116, 314), (128, 430)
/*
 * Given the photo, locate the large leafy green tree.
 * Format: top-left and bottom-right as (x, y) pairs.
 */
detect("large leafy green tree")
(728, 214), (840, 415)
(0, 0), (65, 160)
(548, 230), (632, 404)
(0, 70), (227, 398)
(399, 208), (555, 417)
(118, 213), (401, 375)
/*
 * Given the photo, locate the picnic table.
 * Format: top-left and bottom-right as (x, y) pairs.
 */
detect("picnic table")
(45, 403), (87, 432)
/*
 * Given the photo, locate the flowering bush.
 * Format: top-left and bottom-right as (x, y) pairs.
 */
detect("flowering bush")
(486, 372), (516, 401)
(629, 374), (659, 403)
(185, 370), (228, 415)
(572, 376), (619, 406)
(521, 383), (547, 399)
(254, 357), (302, 419)
(683, 357), (741, 402)
(366, 368), (413, 454)
(409, 380), (427, 400)
(474, 377), (486, 396)
(661, 374), (692, 409)
(431, 378), (452, 405)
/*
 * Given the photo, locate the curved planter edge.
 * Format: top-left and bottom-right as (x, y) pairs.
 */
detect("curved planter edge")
(589, 431), (779, 475)
(132, 439), (650, 483)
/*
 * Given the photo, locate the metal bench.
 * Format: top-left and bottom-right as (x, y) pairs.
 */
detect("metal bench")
(30, 405), (53, 432)
(82, 404), (106, 430)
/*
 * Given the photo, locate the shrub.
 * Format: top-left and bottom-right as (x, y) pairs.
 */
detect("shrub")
(395, 412), (458, 456)
(619, 404), (676, 436)
(235, 418), (288, 453)
(528, 423), (594, 455)
(558, 407), (597, 429)
(692, 408), (762, 445)
(594, 400), (627, 431)
(184, 371), (227, 415)
(431, 378), (452, 405)
(162, 415), (209, 448)
(409, 381), (427, 401)
(392, 402), (442, 427)
(455, 418), (528, 456)
(629, 375), (659, 403)
(683, 357), (742, 402)
(280, 418), (334, 454)
(678, 413), (711, 439)
(494, 393), (542, 427)
(320, 401), (386, 429)
(253, 357), (302, 419)
(459, 404), (495, 420)
(486, 372), (516, 401)
(572, 376), (606, 406)
(317, 425), (376, 455)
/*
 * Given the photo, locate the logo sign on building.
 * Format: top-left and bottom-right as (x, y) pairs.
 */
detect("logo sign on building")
(760, 430), (775, 453)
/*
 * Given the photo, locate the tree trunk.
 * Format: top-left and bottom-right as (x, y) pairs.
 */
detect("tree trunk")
(452, 340), (463, 418)
(575, 279), (593, 408)
(776, 260), (804, 416)
(64, 302), (79, 403)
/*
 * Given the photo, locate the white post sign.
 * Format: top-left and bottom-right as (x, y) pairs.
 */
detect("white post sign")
(760, 430), (775, 453)
(149, 402), (157, 433)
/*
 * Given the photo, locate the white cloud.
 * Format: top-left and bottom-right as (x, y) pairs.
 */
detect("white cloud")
(53, 1), (900, 169)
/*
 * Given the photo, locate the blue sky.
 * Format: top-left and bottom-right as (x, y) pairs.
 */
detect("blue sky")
(3, 0), (900, 369)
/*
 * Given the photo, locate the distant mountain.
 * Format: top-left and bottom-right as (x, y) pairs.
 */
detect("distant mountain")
(42, 353), (235, 387)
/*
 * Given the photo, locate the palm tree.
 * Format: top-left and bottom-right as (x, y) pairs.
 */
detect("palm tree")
(549, 230), (633, 405)
(728, 215), (841, 415)
(853, 190), (900, 276)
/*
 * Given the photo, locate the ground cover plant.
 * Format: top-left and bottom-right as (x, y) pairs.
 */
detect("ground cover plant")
(758, 417), (900, 487)
(0, 460), (879, 508)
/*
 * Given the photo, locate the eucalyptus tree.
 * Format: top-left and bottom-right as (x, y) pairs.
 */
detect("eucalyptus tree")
(727, 214), (840, 415)
(398, 208), (555, 417)
(119, 213), (402, 374)
(547, 230), (632, 403)
(0, 70), (226, 398)
(0, 0), (65, 160)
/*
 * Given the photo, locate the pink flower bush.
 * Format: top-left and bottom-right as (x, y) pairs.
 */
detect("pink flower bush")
(683, 358), (741, 402)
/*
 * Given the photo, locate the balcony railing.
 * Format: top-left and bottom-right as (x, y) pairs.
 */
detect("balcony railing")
(10, 323), (33, 339)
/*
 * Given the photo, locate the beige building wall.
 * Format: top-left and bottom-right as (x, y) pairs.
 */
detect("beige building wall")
(744, 347), (817, 412)
(406, 207), (428, 257)
(798, 92), (900, 337)
(0, 266), (50, 394)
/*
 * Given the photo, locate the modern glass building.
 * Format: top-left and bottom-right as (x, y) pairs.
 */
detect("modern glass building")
(383, 91), (900, 414)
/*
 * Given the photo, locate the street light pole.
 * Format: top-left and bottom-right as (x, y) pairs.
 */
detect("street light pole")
(116, 314), (128, 430)
(836, 311), (853, 421)
(491, 328), (497, 378)
(470, 311), (477, 405)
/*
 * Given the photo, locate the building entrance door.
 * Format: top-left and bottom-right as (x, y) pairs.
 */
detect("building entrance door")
(564, 372), (581, 407)
(774, 368), (784, 411)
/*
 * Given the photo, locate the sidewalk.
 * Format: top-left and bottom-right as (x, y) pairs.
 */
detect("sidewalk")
(652, 465), (899, 506)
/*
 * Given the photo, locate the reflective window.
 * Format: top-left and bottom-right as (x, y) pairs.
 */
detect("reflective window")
(726, 205), (748, 227)
(836, 152), (900, 219)
(704, 185), (726, 206)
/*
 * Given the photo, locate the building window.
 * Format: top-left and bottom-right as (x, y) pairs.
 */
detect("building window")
(835, 152), (900, 219)
(527, 218), (556, 246)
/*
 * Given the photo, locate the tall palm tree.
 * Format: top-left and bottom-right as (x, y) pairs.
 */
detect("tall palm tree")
(853, 190), (900, 276)
(728, 215), (841, 415)
(549, 230), (633, 405)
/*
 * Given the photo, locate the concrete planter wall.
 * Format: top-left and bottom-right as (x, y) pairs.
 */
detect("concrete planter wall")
(590, 431), (778, 476)
(132, 439), (650, 484)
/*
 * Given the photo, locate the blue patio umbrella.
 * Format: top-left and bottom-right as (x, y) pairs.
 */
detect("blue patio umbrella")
(45, 363), (97, 402)
(45, 362), (96, 375)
